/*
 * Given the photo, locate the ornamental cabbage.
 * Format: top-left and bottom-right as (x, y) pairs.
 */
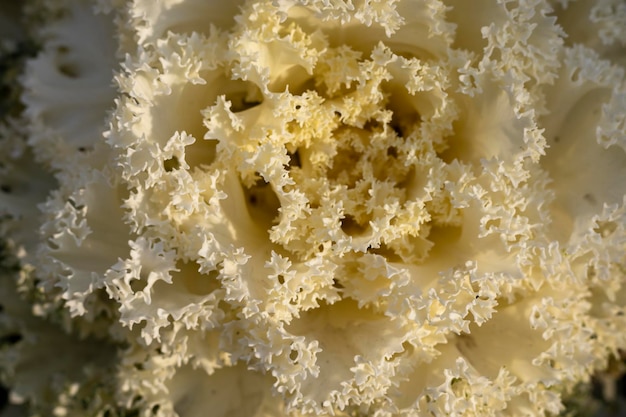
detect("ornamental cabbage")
(0, 0), (625, 416)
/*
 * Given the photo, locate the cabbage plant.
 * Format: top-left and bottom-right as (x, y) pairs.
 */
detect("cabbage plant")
(0, 0), (625, 416)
